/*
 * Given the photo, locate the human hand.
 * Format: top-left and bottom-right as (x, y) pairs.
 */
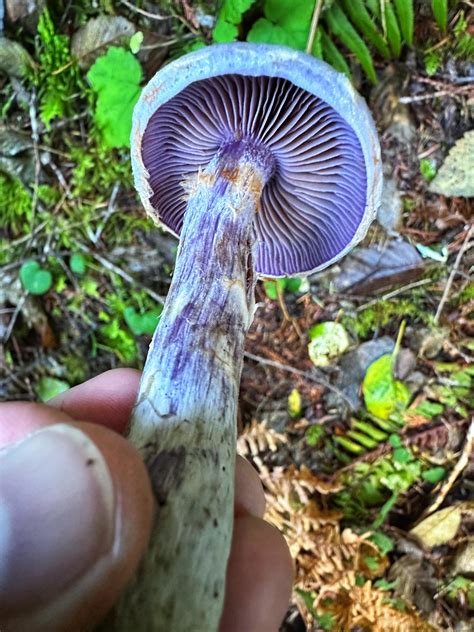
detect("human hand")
(0, 369), (293, 632)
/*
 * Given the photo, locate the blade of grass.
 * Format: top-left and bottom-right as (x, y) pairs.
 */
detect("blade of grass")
(320, 25), (352, 77)
(341, 0), (390, 58)
(432, 0), (448, 33)
(394, 0), (414, 46)
(384, 0), (402, 57)
(325, 3), (378, 83)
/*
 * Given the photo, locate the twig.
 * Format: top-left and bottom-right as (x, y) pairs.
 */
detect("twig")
(91, 182), (120, 244)
(434, 225), (473, 325)
(306, 0), (324, 54)
(120, 0), (169, 20)
(244, 351), (355, 410)
(1, 294), (27, 344)
(76, 242), (166, 305)
(422, 418), (474, 517)
(355, 278), (433, 312)
(27, 90), (41, 248)
(399, 85), (472, 103)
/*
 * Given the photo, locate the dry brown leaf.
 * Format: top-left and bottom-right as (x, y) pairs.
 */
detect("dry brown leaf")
(410, 502), (473, 548)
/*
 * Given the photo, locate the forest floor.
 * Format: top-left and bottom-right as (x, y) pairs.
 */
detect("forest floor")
(1, 1), (473, 631)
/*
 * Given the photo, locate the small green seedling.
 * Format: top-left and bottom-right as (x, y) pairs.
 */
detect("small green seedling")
(19, 261), (53, 295)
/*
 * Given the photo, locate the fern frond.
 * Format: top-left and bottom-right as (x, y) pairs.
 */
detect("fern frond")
(365, 0), (381, 19)
(432, 0), (448, 33)
(341, 0), (390, 58)
(320, 25), (351, 77)
(384, 1), (402, 58)
(394, 0), (414, 46)
(325, 3), (378, 83)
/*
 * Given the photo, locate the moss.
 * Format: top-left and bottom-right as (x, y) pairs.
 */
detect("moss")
(343, 298), (429, 338)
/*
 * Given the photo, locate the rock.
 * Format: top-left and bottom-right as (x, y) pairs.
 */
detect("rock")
(451, 541), (474, 578)
(5, 0), (45, 32)
(0, 125), (34, 184)
(0, 37), (34, 78)
(394, 348), (416, 380)
(71, 16), (136, 69)
(377, 176), (402, 233)
(429, 131), (474, 197)
(327, 336), (394, 410)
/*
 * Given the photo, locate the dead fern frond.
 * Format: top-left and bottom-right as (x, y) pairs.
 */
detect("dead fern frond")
(318, 576), (438, 632)
(237, 418), (287, 457)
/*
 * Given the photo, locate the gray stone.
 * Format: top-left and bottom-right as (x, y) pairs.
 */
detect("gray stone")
(377, 176), (402, 233)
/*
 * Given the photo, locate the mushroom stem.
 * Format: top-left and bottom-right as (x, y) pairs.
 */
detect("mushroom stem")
(111, 141), (270, 631)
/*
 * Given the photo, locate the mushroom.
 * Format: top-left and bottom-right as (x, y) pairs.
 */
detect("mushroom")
(114, 43), (382, 631)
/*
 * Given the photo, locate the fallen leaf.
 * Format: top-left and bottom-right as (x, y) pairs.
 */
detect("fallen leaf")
(72, 15), (136, 69)
(333, 238), (424, 294)
(410, 504), (469, 548)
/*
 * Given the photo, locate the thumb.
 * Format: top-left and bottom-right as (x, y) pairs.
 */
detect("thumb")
(0, 422), (153, 632)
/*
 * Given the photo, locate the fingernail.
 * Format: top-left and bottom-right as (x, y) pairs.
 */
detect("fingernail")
(0, 424), (115, 613)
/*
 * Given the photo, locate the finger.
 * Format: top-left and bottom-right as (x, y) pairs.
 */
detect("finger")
(0, 402), (76, 449)
(235, 456), (265, 518)
(220, 515), (293, 632)
(48, 369), (141, 433)
(0, 421), (153, 632)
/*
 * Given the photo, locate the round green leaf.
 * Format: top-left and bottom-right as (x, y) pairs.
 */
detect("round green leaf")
(19, 261), (53, 295)
(363, 354), (411, 420)
(70, 253), (87, 275)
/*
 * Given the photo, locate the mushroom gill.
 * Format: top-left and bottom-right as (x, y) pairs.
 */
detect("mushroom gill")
(141, 74), (367, 277)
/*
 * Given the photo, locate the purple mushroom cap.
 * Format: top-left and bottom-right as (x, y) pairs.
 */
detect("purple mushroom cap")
(133, 44), (382, 277)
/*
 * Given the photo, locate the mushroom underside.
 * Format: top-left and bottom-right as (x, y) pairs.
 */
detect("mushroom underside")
(141, 73), (367, 277)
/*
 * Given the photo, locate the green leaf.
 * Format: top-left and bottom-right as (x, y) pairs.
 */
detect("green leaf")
(19, 261), (53, 295)
(347, 430), (378, 449)
(424, 49), (442, 76)
(432, 0), (448, 33)
(285, 277), (302, 293)
(263, 278), (285, 300)
(422, 466), (446, 484)
(362, 354), (411, 420)
(36, 376), (70, 401)
(370, 531), (395, 555)
(129, 31), (144, 54)
(334, 436), (365, 455)
(325, 3), (378, 84)
(393, 446), (412, 464)
(374, 578), (398, 590)
(306, 424), (324, 446)
(124, 306), (161, 336)
(307, 321), (350, 367)
(213, 0), (258, 42)
(411, 400), (444, 418)
(70, 253), (87, 275)
(288, 388), (303, 418)
(420, 158), (437, 181)
(373, 491), (399, 528)
(87, 47), (142, 148)
(247, 0), (313, 50)
(384, 1), (402, 58)
(341, 0), (391, 58)
(213, 19), (239, 43)
(320, 26), (351, 77)
(351, 419), (388, 442)
(393, 0), (414, 46)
